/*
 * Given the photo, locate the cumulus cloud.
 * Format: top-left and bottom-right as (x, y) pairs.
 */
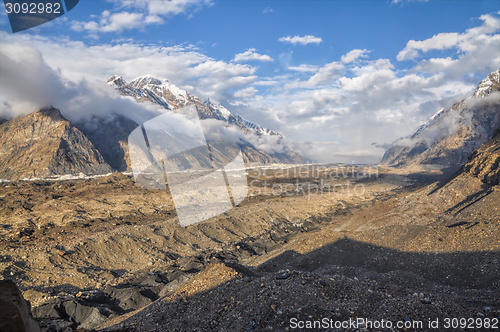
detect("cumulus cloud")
(234, 87), (257, 98)
(0, 41), (166, 124)
(233, 49), (273, 63)
(71, 11), (145, 33)
(341, 49), (370, 63)
(233, 42), (492, 163)
(286, 61), (344, 88)
(306, 62), (344, 86)
(278, 35), (322, 45)
(400, 12), (500, 83)
(390, 93), (500, 149)
(397, 12), (500, 61)
(0, 32), (257, 103)
(121, 0), (212, 17)
(288, 64), (319, 73)
(70, 0), (212, 35)
(410, 36), (500, 80)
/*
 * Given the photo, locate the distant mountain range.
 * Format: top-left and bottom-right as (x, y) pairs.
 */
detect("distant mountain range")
(3, 70), (498, 181)
(380, 69), (500, 167)
(0, 75), (305, 181)
(107, 75), (280, 137)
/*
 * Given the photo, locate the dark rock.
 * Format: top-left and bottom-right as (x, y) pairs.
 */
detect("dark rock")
(0, 280), (41, 332)
(63, 301), (96, 325)
(32, 298), (64, 320)
(276, 272), (290, 280)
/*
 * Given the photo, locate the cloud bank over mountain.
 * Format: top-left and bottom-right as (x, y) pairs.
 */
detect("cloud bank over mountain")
(0, 41), (163, 125)
(1, 8), (499, 163)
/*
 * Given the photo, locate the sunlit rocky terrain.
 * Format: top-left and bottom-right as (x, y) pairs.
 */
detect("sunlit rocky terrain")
(0, 70), (499, 332)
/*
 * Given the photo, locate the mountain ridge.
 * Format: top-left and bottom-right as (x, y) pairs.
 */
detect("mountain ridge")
(380, 69), (500, 167)
(0, 107), (113, 180)
(107, 75), (281, 137)
(0, 76), (306, 180)
(462, 126), (500, 185)
(104, 74), (305, 167)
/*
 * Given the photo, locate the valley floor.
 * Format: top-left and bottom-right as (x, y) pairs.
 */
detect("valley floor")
(0, 164), (498, 331)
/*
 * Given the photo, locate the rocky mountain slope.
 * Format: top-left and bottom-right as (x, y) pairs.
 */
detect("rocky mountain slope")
(0, 79), (305, 180)
(0, 107), (112, 180)
(94, 75), (306, 169)
(97, 136), (500, 331)
(74, 114), (140, 172)
(381, 69), (500, 167)
(462, 126), (500, 185)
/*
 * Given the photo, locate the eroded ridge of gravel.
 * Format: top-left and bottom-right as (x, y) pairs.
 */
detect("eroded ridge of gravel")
(98, 256), (499, 332)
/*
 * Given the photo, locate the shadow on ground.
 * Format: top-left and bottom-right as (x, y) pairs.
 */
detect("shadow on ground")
(98, 237), (500, 332)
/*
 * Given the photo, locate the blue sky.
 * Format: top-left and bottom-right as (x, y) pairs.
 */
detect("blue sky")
(1, 0), (499, 162)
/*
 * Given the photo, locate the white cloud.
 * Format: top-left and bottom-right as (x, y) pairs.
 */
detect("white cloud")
(234, 86), (257, 98)
(278, 35), (322, 45)
(278, 51), (293, 68)
(263, 7), (273, 14)
(397, 12), (500, 61)
(306, 62), (344, 86)
(286, 61), (344, 88)
(0, 41), (164, 124)
(0, 32), (257, 102)
(341, 49), (370, 63)
(350, 59), (394, 76)
(72, 11), (145, 33)
(253, 80), (280, 86)
(70, 0), (212, 35)
(339, 69), (396, 92)
(233, 48), (273, 63)
(288, 64), (319, 73)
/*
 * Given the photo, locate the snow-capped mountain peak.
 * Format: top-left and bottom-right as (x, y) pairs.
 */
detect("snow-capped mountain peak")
(130, 75), (164, 87)
(381, 68), (500, 167)
(128, 75), (190, 102)
(107, 74), (281, 137)
(410, 108), (445, 139)
(107, 75), (127, 88)
(203, 98), (233, 121)
(473, 69), (500, 98)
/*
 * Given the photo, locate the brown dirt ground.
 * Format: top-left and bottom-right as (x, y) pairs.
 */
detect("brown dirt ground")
(0, 164), (498, 331)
